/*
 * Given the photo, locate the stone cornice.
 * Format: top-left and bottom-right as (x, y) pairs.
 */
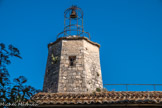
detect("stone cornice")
(48, 36), (100, 48)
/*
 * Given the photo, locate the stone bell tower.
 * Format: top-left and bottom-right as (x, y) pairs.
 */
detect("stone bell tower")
(43, 6), (103, 93)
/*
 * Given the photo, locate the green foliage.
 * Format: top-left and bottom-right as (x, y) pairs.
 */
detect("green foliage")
(92, 91), (96, 94)
(94, 88), (108, 93)
(102, 88), (108, 92)
(96, 88), (101, 92)
(51, 54), (59, 64)
(0, 43), (40, 104)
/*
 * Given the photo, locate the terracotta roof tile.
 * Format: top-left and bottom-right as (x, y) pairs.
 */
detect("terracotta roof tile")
(30, 91), (162, 105)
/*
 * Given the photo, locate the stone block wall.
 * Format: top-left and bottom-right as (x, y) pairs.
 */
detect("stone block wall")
(58, 40), (86, 92)
(83, 40), (103, 92)
(43, 41), (62, 93)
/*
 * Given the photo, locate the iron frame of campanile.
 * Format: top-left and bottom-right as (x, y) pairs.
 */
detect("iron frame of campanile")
(57, 6), (90, 39)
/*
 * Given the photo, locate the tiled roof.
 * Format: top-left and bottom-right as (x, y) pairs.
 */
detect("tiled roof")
(30, 91), (162, 105)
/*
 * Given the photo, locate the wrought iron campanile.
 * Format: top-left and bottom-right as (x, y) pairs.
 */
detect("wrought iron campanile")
(57, 6), (90, 39)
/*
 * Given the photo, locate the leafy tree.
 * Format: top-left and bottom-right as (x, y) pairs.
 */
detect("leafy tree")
(0, 43), (40, 104)
(0, 43), (21, 102)
(9, 76), (40, 103)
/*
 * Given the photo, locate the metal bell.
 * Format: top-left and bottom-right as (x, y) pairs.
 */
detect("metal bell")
(70, 10), (77, 18)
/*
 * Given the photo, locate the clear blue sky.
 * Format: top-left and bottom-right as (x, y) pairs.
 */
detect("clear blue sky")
(0, 0), (162, 91)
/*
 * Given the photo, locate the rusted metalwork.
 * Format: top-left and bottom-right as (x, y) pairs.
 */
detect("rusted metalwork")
(70, 10), (77, 18)
(57, 6), (90, 39)
(104, 84), (162, 91)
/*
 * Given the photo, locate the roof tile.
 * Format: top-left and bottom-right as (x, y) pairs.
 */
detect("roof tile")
(30, 91), (162, 105)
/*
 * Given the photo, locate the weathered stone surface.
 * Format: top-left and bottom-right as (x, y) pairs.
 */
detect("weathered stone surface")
(43, 41), (62, 93)
(43, 36), (103, 93)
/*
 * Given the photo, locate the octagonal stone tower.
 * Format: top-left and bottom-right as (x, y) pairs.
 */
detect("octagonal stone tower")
(43, 6), (103, 93)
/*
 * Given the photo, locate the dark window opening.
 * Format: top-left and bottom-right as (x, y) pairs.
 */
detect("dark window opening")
(69, 56), (76, 66)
